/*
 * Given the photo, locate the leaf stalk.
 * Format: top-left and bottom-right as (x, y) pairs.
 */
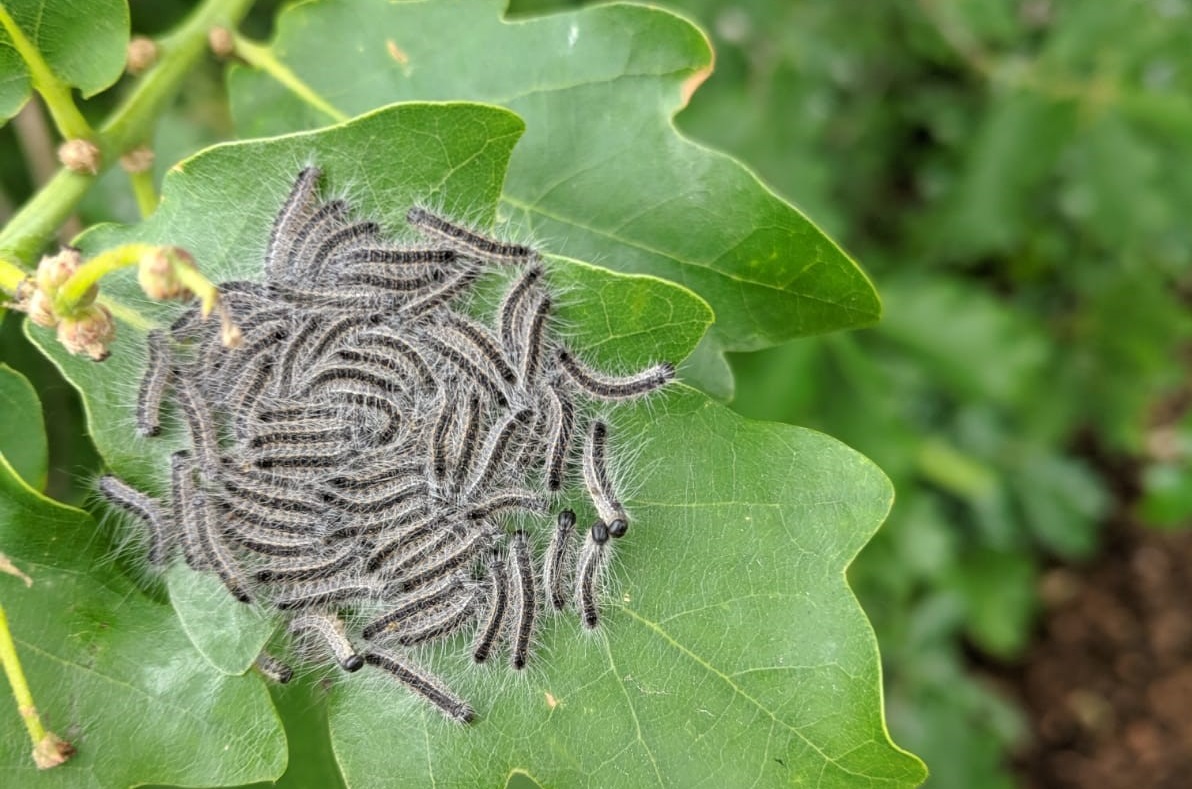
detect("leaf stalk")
(129, 170), (159, 218)
(0, 601), (74, 768)
(232, 33), (348, 123)
(53, 243), (154, 315)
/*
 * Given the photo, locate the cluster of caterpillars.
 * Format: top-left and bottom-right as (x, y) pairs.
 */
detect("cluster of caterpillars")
(98, 167), (673, 723)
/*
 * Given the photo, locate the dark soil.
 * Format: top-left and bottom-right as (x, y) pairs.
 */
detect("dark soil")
(996, 515), (1192, 788)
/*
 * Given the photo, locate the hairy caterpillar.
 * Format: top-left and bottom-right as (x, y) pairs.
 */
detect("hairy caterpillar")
(100, 167), (673, 722)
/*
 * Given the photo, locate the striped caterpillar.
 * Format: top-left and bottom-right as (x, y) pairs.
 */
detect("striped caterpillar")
(99, 167), (673, 722)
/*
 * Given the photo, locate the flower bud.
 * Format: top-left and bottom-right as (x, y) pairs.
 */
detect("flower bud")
(208, 26), (234, 58)
(25, 290), (57, 328)
(126, 36), (158, 75)
(34, 247), (82, 292)
(137, 246), (195, 301)
(57, 304), (115, 361)
(58, 139), (102, 175)
(120, 146), (155, 174)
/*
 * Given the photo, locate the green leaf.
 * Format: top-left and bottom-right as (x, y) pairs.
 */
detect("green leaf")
(330, 388), (924, 787)
(268, 679), (348, 789)
(226, 0), (880, 360)
(165, 563), (277, 674)
(0, 41), (27, 119)
(225, 677), (348, 789)
(0, 452), (285, 786)
(0, 0), (130, 120)
(25, 102), (921, 785)
(0, 363), (47, 489)
(678, 333), (735, 403)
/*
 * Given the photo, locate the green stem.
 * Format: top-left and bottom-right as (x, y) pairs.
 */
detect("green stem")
(0, 255), (27, 294)
(128, 170), (158, 218)
(53, 243), (153, 314)
(0, 0), (256, 274)
(54, 243), (221, 320)
(0, 167), (93, 265)
(0, 602), (46, 749)
(233, 33), (348, 123)
(0, 4), (93, 140)
(173, 261), (221, 316)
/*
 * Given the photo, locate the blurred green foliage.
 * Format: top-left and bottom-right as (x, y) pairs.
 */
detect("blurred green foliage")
(655, 0), (1191, 785)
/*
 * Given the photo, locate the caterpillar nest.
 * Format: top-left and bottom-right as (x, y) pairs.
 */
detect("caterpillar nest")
(98, 167), (673, 723)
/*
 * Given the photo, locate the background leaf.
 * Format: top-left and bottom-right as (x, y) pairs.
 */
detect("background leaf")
(226, 0), (881, 388)
(876, 276), (1049, 407)
(23, 101), (921, 785)
(0, 444), (285, 787)
(0, 363), (47, 489)
(0, 0), (130, 120)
